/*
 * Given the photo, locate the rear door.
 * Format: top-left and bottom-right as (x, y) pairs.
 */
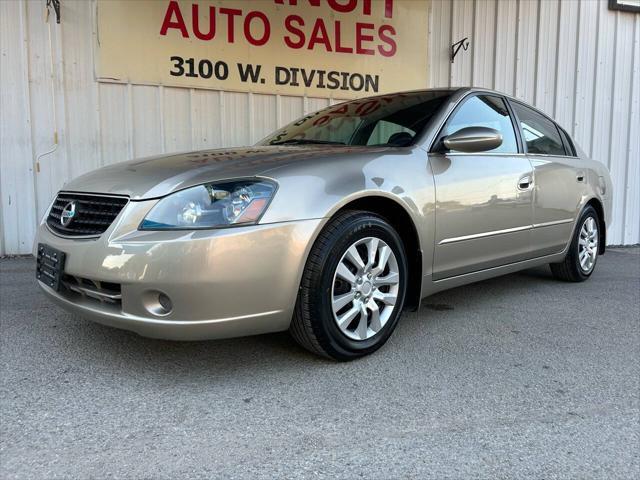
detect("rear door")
(508, 101), (586, 257)
(430, 94), (534, 279)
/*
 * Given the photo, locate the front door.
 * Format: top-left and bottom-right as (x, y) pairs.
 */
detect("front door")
(430, 94), (534, 280)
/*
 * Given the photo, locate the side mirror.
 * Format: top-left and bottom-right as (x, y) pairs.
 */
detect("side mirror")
(442, 126), (502, 153)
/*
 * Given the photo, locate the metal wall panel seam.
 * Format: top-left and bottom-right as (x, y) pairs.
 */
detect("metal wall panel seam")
(624, 16), (640, 244)
(570, 0), (582, 137)
(159, 85), (166, 153)
(512, 0), (520, 95)
(607, 12), (619, 172)
(126, 83), (134, 160)
(588, 2), (602, 159)
(21, 0), (40, 245)
(470, 0), (476, 86)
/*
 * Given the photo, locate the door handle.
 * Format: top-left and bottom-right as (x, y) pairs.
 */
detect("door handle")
(576, 171), (585, 182)
(518, 175), (533, 190)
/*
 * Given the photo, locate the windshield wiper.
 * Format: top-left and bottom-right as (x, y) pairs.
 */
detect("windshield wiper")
(270, 139), (346, 146)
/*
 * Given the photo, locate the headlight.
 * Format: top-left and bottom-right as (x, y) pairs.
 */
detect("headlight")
(139, 179), (276, 230)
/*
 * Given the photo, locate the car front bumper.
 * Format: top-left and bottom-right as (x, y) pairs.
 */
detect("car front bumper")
(35, 199), (324, 340)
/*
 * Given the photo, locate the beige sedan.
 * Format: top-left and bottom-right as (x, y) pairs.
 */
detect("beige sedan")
(35, 88), (612, 360)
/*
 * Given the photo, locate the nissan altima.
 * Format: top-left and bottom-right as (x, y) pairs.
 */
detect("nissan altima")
(35, 88), (612, 360)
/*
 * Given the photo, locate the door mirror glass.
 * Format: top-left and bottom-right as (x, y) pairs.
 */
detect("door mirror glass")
(443, 126), (503, 153)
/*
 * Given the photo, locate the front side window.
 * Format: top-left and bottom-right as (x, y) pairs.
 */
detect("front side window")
(257, 91), (452, 147)
(366, 120), (415, 146)
(442, 95), (518, 153)
(510, 102), (566, 156)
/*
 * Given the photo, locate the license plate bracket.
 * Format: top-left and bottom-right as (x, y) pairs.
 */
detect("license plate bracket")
(36, 243), (66, 291)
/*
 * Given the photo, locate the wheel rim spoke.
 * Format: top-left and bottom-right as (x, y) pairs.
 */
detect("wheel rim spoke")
(337, 305), (360, 329)
(373, 290), (396, 306)
(335, 262), (356, 283)
(368, 300), (382, 332)
(332, 291), (355, 312)
(371, 246), (391, 277)
(373, 271), (399, 286)
(345, 245), (365, 273)
(365, 238), (379, 270)
(355, 304), (368, 339)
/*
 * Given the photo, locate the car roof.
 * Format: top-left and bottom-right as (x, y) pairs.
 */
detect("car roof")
(358, 87), (521, 106)
(332, 87), (570, 139)
(386, 86), (527, 105)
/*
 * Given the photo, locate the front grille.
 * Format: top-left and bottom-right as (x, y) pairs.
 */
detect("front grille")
(47, 192), (129, 237)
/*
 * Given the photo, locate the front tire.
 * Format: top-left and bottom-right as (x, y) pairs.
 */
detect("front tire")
(290, 210), (408, 360)
(550, 205), (600, 282)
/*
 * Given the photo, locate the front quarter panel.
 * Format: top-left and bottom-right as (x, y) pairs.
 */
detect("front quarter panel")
(260, 147), (436, 277)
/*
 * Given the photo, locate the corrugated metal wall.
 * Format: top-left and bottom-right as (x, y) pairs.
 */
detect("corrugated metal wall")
(0, 0), (342, 255)
(429, 0), (639, 246)
(1, 0), (638, 255)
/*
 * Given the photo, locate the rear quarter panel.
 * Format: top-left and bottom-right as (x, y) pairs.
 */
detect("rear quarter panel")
(529, 150), (611, 256)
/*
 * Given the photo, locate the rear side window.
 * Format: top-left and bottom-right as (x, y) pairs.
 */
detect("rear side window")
(510, 102), (566, 156)
(558, 127), (577, 156)
(442, 95), (518, 153)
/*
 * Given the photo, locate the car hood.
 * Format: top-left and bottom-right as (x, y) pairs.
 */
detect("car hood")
(63, 145), (392, 199)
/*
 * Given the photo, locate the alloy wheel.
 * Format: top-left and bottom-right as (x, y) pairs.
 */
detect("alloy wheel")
(331, 237), (400, 341)
(578, 216), (598, 273)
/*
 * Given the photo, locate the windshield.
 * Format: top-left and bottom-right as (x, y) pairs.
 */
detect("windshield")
(257, 91), (452, 147)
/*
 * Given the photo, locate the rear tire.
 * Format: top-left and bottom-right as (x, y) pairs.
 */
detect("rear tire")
(550, 205), (600, 282)
(290, 210), (408, 361)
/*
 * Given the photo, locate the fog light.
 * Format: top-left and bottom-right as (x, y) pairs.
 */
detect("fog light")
(143, 291), (173, 316)
(158, 293), (172, 312)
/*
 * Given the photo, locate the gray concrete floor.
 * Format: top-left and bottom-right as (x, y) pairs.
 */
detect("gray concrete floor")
(1, 250), (639, 479)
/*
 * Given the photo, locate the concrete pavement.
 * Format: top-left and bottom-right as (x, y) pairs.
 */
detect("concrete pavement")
(1, 249), (638, 479)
